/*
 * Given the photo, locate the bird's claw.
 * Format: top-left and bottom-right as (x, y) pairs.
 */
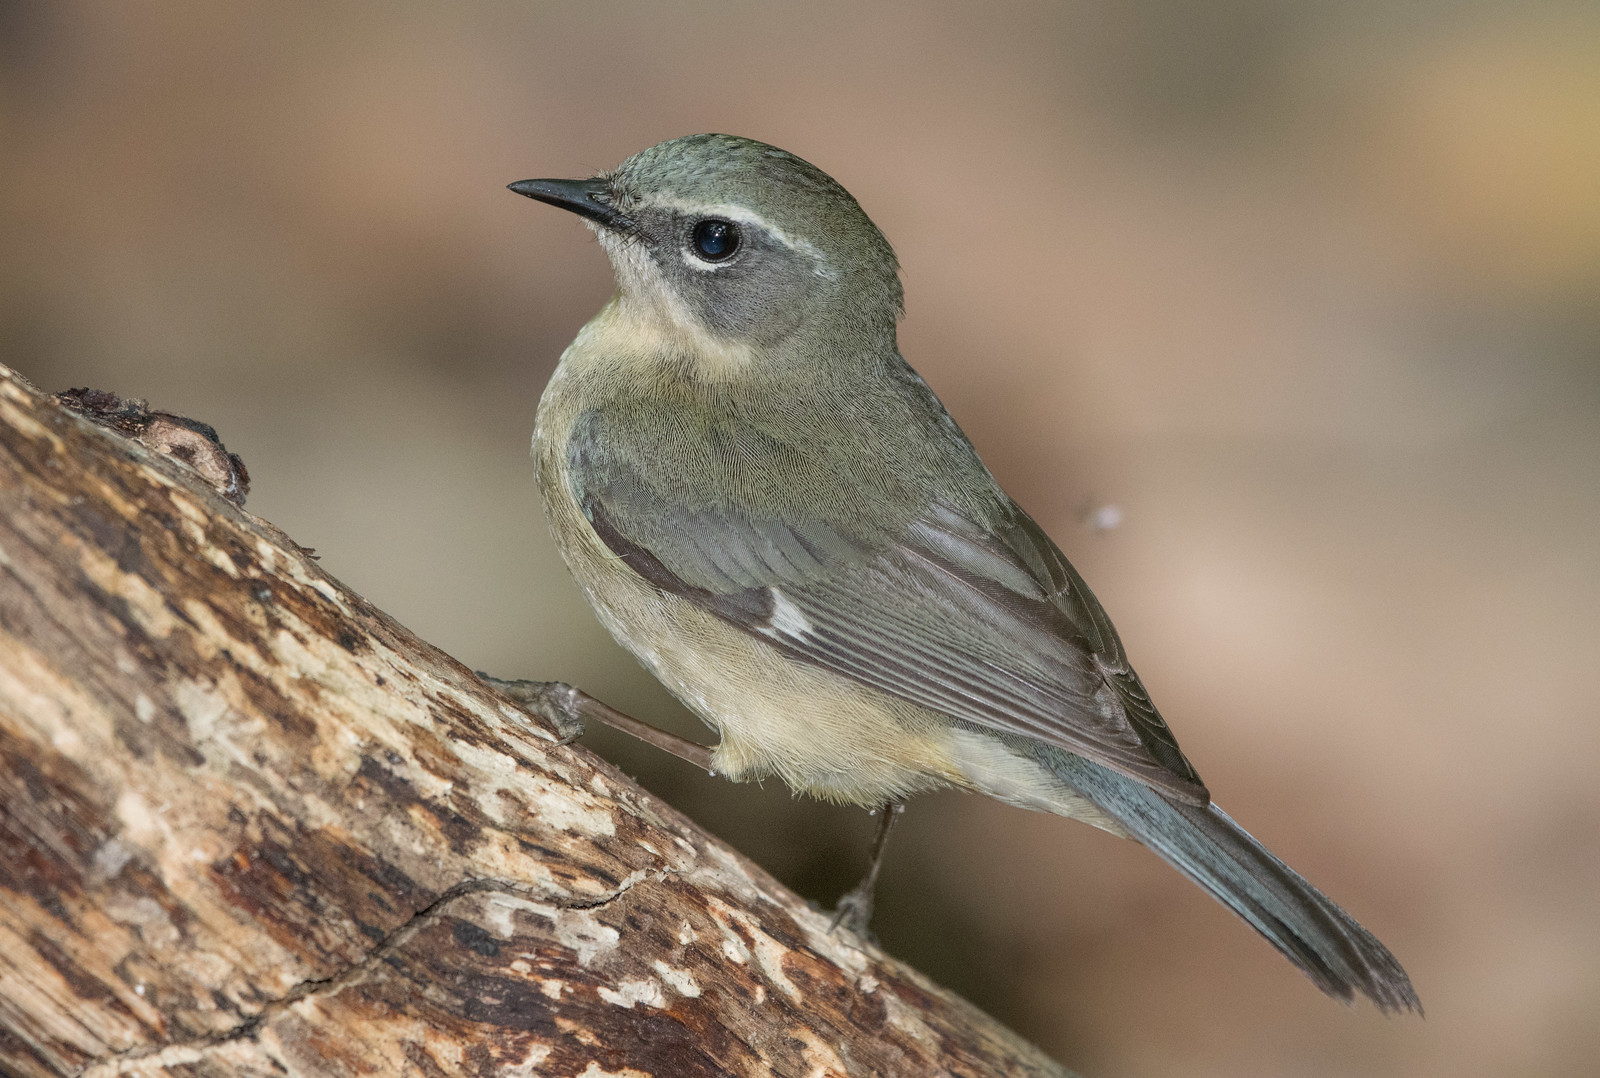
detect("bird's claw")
(477, 674), (587, 744)
(829, 885), (877, 941)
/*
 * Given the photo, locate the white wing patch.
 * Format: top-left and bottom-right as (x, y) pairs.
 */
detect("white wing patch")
(765, 589), (812, 637)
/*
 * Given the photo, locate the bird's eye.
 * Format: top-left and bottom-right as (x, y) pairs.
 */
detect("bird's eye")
(690, 219), (739, 262)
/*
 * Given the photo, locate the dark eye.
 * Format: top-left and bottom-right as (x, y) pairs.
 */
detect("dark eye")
(691, 219), (739, 262)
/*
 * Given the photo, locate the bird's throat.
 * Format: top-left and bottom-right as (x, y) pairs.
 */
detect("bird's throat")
(563, 291), (757, 387)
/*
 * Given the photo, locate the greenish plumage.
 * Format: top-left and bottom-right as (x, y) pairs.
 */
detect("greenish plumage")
(512, 133), (1419, 1013)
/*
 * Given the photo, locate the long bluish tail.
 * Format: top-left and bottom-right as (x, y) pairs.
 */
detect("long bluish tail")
(1045, 750), (1421, 1013)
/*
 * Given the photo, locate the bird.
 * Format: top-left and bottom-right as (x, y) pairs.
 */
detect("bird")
(507, 133), (1419, 1013)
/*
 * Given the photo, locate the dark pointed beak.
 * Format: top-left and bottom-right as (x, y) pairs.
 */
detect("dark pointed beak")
(508, 177), (634, 230)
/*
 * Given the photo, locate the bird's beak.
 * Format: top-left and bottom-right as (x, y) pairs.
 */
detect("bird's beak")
(508, 177), (634, 231)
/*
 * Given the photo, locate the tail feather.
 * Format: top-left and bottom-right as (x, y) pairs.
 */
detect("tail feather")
(1046, 750), (1422, 1014)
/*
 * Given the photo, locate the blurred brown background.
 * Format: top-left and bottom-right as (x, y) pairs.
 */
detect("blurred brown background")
(3, 1), (1597, 1074)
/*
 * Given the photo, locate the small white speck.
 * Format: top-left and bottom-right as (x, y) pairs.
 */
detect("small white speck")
(1083, 503), (1123, 532)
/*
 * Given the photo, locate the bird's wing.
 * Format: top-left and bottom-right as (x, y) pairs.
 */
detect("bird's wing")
(571, 418), (1208, 804)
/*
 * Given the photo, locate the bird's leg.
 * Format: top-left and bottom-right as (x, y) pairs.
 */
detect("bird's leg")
(831, 800), (905, 937)
(478, 675), (714, 773)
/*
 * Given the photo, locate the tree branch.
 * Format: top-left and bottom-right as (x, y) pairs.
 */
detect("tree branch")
(0, 363), (1072, 1078)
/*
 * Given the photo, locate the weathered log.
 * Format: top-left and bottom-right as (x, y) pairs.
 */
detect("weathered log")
(0, 363), (1072, 1077)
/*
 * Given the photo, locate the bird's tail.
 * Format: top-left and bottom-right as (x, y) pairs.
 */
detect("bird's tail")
(1043, 750), (1422, 1014)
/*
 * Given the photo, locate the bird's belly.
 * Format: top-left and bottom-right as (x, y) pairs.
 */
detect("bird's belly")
(550, 508), (1123, 833)
(574, 537), (965, 805)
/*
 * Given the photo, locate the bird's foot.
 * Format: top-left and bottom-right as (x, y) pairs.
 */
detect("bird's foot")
(477, 675), (587, 744)
(477, 673), (716, 772)
(829, 882), (878, 941)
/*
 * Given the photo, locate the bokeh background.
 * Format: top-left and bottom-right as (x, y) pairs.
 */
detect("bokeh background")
(4, 2), (1598, 1074)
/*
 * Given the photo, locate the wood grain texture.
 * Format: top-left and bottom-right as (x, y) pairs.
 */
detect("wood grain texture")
(0, 363), (1072, 1078)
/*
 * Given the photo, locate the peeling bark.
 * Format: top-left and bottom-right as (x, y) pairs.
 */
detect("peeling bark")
(0, 364), (1072, 1078)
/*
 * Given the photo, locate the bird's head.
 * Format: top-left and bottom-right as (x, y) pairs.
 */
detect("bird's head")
(512, 134), (902, 366)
